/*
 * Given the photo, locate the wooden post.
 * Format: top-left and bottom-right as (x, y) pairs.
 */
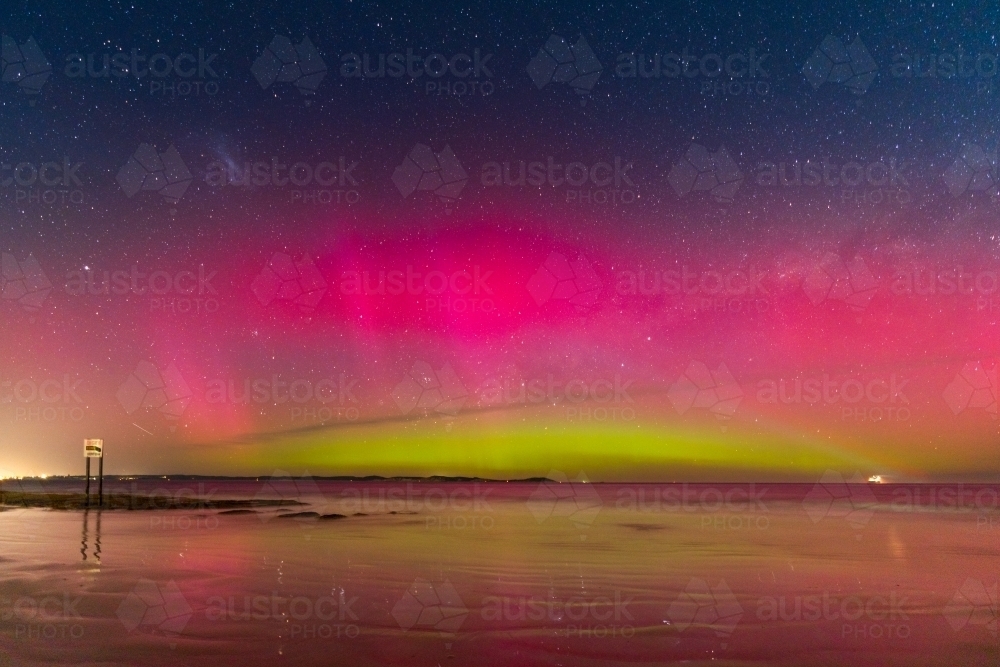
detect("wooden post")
(83, 439), (103, 508)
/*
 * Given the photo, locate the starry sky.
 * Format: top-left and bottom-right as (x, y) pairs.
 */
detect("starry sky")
(2, 0), (1000, 481)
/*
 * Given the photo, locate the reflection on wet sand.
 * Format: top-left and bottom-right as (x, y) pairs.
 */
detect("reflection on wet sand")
(2, 482), (999, 667)
(80, 510), (102, 564)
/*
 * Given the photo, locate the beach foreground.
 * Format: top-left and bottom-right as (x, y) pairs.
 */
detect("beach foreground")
(1, 479), (998, 666)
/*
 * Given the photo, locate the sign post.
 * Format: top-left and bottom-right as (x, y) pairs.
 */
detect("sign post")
(84, 440), (103, 507)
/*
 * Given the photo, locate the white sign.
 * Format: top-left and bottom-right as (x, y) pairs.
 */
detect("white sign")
(84, 439), (103, 458)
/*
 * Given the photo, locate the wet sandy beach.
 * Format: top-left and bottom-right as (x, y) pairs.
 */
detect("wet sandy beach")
(1, 480), (998, 666)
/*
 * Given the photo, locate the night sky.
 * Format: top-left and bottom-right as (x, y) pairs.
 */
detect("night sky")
(2, 0), (1000, 480)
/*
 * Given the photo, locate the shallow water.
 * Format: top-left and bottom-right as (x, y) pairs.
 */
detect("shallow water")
(1, 481), (998, 666)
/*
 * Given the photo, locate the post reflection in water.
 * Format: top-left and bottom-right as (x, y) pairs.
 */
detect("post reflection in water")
(79, 510), (87, 561)
(80, 509), (102, 564)
(94, 510), (101, 563)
